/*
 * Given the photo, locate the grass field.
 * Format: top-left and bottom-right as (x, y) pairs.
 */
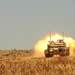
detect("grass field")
(0, 50), (75, 75)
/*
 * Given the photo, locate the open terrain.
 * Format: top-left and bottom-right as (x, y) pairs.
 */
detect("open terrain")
(0, 50), (75, 75)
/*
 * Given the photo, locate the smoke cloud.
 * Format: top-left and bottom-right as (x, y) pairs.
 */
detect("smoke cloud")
(34, 33), (75, 57)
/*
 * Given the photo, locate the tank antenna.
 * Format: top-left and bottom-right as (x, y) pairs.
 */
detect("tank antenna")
(49, 31), (51, 42)
(63, 32), (64, 40)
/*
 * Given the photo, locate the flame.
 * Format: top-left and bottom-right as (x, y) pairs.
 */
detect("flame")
(34, 33), (75, 57)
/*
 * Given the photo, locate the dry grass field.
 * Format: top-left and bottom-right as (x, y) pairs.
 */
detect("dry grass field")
(0, 50), (75, 75)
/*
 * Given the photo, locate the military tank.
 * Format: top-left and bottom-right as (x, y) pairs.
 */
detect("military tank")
(44, 37), (69, 57)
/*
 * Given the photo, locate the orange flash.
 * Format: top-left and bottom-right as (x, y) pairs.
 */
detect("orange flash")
(34, 33), (75, 57)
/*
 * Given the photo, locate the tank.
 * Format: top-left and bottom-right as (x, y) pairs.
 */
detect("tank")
(44, 39), (70, 57)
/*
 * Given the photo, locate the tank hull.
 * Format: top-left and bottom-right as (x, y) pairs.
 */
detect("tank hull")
(44, 47), (69, 57)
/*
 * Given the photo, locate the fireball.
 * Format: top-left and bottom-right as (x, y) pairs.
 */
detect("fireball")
(34, 33), (75, 57)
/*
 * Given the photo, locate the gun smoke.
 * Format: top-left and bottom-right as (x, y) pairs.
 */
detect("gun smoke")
(34, 33), (75, 57)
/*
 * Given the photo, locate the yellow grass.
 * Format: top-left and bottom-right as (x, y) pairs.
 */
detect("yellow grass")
(0, 50), (75, 75)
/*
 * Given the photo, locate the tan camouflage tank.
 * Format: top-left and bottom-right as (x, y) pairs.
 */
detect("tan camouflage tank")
(44, 39), (69, 57)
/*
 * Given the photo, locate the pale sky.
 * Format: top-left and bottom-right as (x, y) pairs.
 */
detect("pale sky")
(0, 0), (75, 49)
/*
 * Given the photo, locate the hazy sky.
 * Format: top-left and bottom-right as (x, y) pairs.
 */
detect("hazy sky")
(0, 0), (75, 49)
